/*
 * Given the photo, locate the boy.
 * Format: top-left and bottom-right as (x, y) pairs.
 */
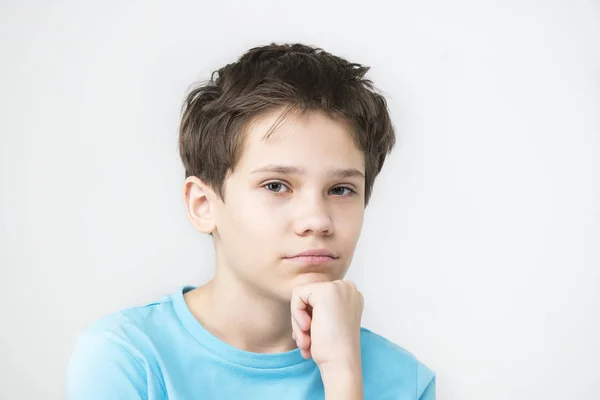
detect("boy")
(67, 43), (436, 399)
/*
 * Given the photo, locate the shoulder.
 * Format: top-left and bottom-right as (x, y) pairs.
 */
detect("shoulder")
(83, 293), (178, 343)
(360, 328), (436, 399)
(72, 293), (181, 367)
(67, 294), (177, 399)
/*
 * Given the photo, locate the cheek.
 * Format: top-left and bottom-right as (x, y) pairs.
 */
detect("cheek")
(227, 197), (284, 236)
(334, 207), (364, 241)
(218, 204), (278, 265)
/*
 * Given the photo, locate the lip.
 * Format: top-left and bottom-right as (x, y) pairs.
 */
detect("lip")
(284, 249), (338, 266)
(287, 249), (338, 259)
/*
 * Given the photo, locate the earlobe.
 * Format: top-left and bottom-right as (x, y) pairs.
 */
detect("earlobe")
(183, 176), (216, 234)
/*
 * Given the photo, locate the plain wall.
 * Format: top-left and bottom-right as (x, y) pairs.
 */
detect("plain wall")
(1, 1), (599, 399)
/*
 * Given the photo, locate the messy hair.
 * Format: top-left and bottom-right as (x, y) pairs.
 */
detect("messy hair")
(179, 43), (395, 205)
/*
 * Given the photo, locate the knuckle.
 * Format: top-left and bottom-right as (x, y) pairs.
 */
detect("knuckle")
(345, 280), (357, 290)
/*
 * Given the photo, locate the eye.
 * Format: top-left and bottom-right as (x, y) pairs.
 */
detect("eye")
(329, 186), (356, 196)
(263, 181), (291, 193)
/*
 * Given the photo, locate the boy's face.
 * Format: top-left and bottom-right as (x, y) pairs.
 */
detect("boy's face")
(200, 107), (365, 302)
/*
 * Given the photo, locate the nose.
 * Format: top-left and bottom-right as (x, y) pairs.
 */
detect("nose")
(293, 195), (334, 237)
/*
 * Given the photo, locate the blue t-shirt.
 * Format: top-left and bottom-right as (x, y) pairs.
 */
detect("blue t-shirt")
(67, 286), (435, 399)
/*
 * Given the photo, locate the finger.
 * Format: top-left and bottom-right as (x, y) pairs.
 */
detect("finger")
(291, 308), (312, 333)
(291, 313), (305, 340)
(291, 314), (300, 340)
(291, 301), (311, 332)
(291, 315), (311, 350)
(290, 284), (317, 331)
(298, 330), (311, 351)
(300, 348), (312, 360)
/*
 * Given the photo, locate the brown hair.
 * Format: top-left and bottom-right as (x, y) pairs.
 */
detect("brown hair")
(179, 43), (395, 205)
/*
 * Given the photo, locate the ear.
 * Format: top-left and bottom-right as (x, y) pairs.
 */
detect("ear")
(183, 176), (217, 235)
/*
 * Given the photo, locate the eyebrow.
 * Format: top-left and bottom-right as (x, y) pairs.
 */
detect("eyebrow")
(251, 165), (365, 179)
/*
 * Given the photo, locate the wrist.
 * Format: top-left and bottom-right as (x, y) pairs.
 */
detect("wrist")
(319, 360), (363, 400)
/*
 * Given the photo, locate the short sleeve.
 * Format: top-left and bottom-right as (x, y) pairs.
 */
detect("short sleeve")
(417, 360), (436, 400)
(419, 376), (436, 400)
(66, 333), (155, 400)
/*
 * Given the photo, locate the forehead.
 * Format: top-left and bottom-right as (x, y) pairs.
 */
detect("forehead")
(235, 107), (365, 173)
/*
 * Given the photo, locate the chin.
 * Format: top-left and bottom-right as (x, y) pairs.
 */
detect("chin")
(289, 271), (336, 287)
(271, 274), (334, 302)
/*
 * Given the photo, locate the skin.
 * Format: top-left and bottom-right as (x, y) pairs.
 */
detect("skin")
(183, 106), (366, 399)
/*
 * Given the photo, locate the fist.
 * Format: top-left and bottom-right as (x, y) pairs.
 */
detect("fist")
(290, 280), (364, 367)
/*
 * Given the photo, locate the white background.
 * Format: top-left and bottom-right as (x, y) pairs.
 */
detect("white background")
(1, 1), (599, 399)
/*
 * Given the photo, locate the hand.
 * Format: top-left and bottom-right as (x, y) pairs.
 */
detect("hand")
(290, 280), (364, 369)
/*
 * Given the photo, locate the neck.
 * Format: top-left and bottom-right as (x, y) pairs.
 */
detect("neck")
(185, 270), (296, 354)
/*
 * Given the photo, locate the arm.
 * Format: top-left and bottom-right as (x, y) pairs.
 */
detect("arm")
(66, 333), (157, 400)
(320, 362), (364, 400)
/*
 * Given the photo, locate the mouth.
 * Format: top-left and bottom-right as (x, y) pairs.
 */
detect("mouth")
(284, 249), (339, 265)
